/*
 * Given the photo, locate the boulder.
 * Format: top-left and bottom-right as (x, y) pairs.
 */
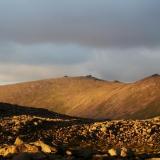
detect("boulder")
(120, 147), (128, 157)
(66, 150), (72, 156)
(0, 145), (18, 157)
(17, 144), (39, 153)
(108, 148), (119, 156)
(33, 140), (57, 153)
(14, 137), (24, 146)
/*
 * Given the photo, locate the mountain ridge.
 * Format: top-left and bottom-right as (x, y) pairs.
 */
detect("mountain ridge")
(0, 74), (159, 119)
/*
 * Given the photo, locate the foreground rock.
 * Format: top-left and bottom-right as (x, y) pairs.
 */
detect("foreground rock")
(0, 114), (160, 159)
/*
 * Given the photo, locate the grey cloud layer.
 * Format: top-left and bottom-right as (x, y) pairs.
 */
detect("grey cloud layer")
(88, 48), (160, 82)
(0, 0), (160, 48)
(0, 43), (90, 65)
(0, 0), (160, 83)
(0, 46), (159, 83)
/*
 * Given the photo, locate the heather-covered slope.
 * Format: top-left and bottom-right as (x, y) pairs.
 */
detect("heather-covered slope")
(0, 75), (159, 119)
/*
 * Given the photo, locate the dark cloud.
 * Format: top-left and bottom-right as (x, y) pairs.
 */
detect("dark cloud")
(0, 0), (160, 83)
(0, 0), (160, 48)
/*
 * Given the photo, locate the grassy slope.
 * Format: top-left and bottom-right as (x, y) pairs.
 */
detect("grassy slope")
(0, 75), (159, 119)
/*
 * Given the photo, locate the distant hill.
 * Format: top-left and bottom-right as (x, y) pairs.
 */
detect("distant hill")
(0, 74), (159, 119)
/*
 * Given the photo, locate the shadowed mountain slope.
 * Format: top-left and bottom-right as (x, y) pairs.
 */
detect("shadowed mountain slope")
(0, 75), (159, 119)
(0, 102), (75, 119)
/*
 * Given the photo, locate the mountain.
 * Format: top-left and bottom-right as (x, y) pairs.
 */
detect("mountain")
(0, 74), (159, 119)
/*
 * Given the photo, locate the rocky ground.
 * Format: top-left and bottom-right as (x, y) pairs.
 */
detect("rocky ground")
(0, 103), (160, 160)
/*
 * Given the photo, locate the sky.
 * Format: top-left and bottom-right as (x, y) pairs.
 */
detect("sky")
(0, 0), (160, 83)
